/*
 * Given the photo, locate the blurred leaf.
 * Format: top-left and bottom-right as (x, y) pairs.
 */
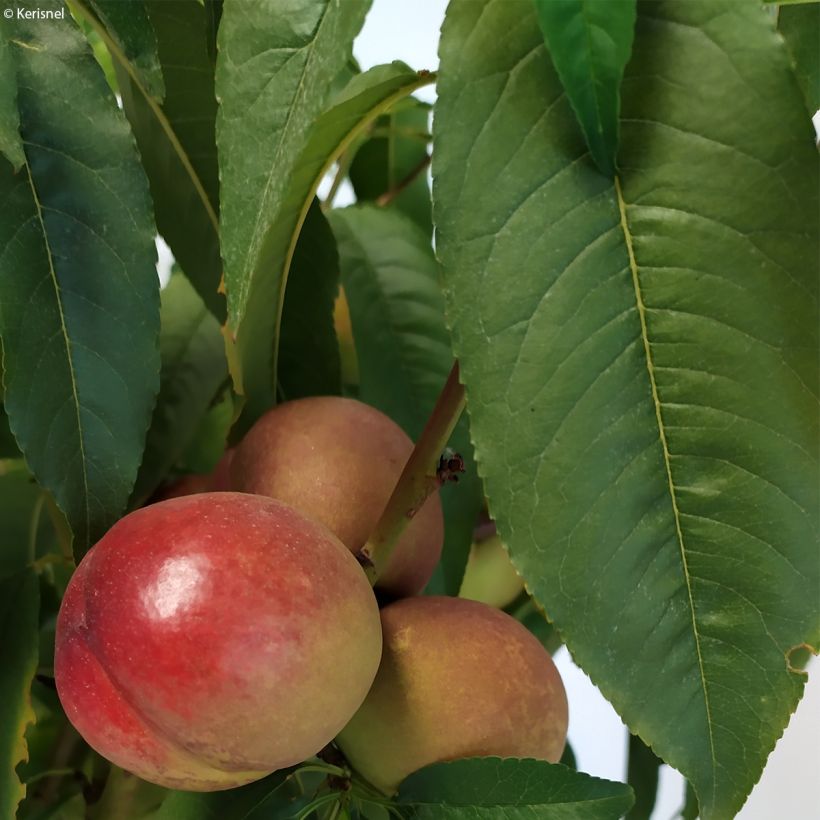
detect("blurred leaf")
(154, 768), (298, 820)
(0, 8), (160, 557)
(434, 2), (818, 818)
(0, 29), (24, 169)
(112, 0), (224, 319)
(218, 50), (431, 430)
(349, 99), (432, 232)
(131, 273), (227, 506)
(204, 0), (222, 66)
(681, 781), (699, 820)
(534, 0), (636, 176)
(778, 3), (820, 113)
(0, 464), (55, 576)
(328, 205), (483, 595)
(626, 734), (662, 819)
(0, 404), (20, 459)
(0, 570), (39, 819)
(177, 390), (233, 476)
(85, 0), (164, 99)
(278, 200), (342, 400)
(397, 758), (634, 818)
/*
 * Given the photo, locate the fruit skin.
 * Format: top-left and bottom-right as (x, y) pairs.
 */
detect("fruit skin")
(459, 534), (525, 609)
(55, 492), (382, 791)
(231, 396), (444, 597)
(336, 596), (568, 795)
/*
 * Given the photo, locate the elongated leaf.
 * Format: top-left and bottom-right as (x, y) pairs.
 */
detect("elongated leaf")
(130, 273), (227, 506)
(433, 2), (819, 818)
(626, 734), (662, 819)
(349, 99), (432, 232)
(0, 31), (24, 169)
(0, 569), (38, 820)
(778, 3), (820, 113)
(216, 0), (369, 419)
(278, 200), (341, 400)
(397, 758), (634, 819)
(112, 0), (224, 319)
(534, 0), (636, 176)
(328, 205), (482, 594)
(0, 9), (161, 556)
(86, 0), (164, 99)
(218, 50), (432, 428)
(0, 466), (42, 819)
(0, 404), (20, 459)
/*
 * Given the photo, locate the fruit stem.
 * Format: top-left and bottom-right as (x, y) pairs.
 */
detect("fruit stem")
(359, 361), (466, 583)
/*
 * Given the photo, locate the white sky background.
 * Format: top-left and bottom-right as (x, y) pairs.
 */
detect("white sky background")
(353, 2), (820, 819)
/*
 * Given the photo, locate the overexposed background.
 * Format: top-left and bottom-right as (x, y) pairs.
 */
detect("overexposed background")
(350, 2), (820, 818)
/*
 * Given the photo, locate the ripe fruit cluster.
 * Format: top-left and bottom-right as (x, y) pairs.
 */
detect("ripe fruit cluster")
(55, 397), (568, 795)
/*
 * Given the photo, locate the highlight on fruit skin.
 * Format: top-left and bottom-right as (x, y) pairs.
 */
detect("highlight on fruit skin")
(231, 395), (445, 597)
(54, 492), (383, 791)
(336, 595), (569, 795)
(459, 533), (525, 609)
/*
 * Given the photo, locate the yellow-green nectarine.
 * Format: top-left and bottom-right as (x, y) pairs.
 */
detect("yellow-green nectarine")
(231, 396), (444, 597)
(336, 595), (568, 794)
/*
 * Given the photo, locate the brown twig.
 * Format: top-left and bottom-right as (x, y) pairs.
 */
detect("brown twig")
(358, 362), (466, 583)
(375, 153), (431, 208)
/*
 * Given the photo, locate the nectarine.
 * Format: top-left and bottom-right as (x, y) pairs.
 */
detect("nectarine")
(336, 596), (568, 794)
(231, 397), (444, 597)
(55, 493), (382, 791)
(459, 534), (525, 609)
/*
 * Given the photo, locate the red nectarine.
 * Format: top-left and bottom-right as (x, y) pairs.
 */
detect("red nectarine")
(55, 493), (382, 791)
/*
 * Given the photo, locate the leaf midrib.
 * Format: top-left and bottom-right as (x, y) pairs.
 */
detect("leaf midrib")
(242, 2), (334, 317)
(614, 174), (717, 804)
(72, 0), (219, 234)
(22, 158), (90, 544)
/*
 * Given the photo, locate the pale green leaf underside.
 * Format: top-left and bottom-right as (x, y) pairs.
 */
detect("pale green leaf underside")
(397, 758), (634, 819)
(534, 0), (636, 176)
(0, 13), (160, 556)
(434, 2), (818, 818)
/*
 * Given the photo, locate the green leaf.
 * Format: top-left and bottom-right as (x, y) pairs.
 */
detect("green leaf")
(86, 0), (164, 99)
(0, 8), (161, 557)
(278, 199), (342, 400)
(0, 487), (39, 820)
(111, 0), (224, 320)
(0, 464), (53, 577)
(433, 2), (818, 818)
(217, 46), (431, 428)
(216, 0), (370, 420)
(0, 30), (24, 169)
(397, 758), (634, 819)
(348, 99), (432, 232)
(778, 2), (820, 113)
(328, 205), (483, 595)
(130, 273), (227, 506)
(0, 404), (21, 459)
(533, 0), (636, 177)
(625, 734), (662, 819)
(154, 768), (298, 820)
